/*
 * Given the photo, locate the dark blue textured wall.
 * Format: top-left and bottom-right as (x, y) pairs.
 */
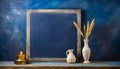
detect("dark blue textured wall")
(0, 0), (120, 61)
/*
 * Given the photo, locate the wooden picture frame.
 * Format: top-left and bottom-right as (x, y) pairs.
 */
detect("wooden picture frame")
(26, 9), (81, 61)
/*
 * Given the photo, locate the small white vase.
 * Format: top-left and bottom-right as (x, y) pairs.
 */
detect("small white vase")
(66, 49), (76, 63)
(82, 39), (91, 63)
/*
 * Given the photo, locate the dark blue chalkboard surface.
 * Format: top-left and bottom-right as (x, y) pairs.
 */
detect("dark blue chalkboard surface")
(26, 9), (81, 61)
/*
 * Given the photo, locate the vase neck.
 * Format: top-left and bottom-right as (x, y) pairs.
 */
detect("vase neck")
(84, 39), (89, 42)
(84, 39), (89, 47)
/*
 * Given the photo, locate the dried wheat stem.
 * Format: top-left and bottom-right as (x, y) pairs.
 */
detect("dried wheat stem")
(73, 21), (84, 37)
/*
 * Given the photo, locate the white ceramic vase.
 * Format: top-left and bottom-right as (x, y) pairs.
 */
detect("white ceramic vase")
(66, 49), (76, 63)
(82, 39), (91, 63)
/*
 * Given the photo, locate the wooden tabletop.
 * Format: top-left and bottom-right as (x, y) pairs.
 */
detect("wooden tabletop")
(0, 61), (120, 68)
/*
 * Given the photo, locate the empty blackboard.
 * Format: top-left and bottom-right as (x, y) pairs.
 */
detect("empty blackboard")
(26, 9), (81, 61)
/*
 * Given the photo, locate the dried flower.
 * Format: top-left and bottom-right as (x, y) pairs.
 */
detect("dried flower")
(73, 19), (95, 39)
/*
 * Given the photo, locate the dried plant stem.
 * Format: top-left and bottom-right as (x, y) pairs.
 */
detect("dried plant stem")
(73, 18), (95, 39)
(87, 19), (95, 39)
(73, 21), (84, 37)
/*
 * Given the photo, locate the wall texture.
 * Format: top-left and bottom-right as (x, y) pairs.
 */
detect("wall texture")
(0, 0), (120, 61)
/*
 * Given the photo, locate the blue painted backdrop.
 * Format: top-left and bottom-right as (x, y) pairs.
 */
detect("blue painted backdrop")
(0, 0), (120, 61)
